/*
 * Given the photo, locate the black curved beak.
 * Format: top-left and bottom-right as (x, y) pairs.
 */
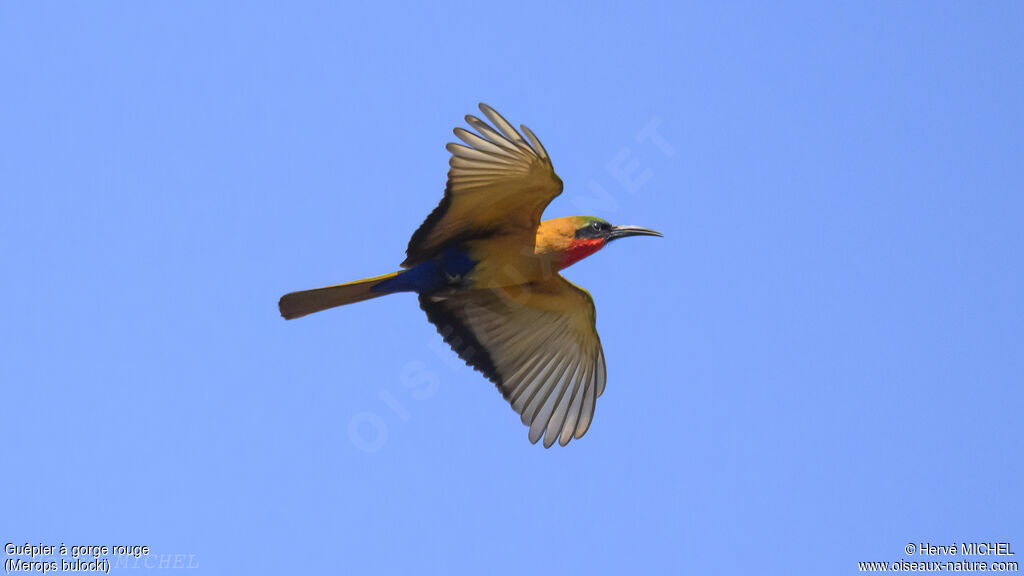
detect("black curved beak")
(607, 225), (663, 241)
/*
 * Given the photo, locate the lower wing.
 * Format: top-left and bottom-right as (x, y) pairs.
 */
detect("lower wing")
(419, 274), (606, 447)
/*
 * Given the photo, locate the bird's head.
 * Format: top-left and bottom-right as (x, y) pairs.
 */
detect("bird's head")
(541, 216), (662, 270)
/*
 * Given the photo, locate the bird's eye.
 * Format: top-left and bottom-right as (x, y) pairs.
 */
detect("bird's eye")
(592, 222), (603, 231)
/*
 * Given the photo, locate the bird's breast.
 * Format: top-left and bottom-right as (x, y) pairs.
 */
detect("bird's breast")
(462, 237), (562, 289)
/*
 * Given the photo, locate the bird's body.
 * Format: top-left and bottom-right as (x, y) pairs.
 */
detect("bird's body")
(280, 104), (660, 447)
(385, 216), (598, 293)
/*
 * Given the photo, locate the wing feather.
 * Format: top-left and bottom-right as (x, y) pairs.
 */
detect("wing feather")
(523, 353), (573, 427)
(576, 368), (597, 439)
(465, 116), (524, 153)
(453, 127), (509, 156)
(520, 125), (550, 161)
(403, 104), (563, 267)
(560, 359), (591, 446)
(479, 104), (532, 148)
(418, 275), (605, 447)
(510, 321), (571, 408)
(445, 143), (517, 164)
(546, 357), (584, 448)
(530, 357), (576, 447)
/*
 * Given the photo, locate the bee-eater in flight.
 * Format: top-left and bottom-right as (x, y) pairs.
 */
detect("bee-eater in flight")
(279, 104), (661, 447)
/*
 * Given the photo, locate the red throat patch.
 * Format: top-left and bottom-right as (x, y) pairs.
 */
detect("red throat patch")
(560, 238), (606, 269)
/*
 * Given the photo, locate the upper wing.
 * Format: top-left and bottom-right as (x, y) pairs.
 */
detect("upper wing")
(419, 274), (606, 447)
(403, 103), (563, 267)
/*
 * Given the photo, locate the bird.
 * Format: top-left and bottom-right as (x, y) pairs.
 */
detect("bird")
(279, 104), (662, 447)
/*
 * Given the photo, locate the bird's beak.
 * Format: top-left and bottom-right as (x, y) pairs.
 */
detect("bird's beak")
(607, 225), (663, 241)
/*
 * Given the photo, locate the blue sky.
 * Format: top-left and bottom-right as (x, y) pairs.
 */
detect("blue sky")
(2, 2), (1021, 574)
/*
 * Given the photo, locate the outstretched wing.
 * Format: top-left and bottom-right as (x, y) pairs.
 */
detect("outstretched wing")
(403, 103), (563, 267)
(419, 274), (606, 447)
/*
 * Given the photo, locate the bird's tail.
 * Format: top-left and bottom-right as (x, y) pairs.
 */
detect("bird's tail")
(278, 271), (401, 320)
